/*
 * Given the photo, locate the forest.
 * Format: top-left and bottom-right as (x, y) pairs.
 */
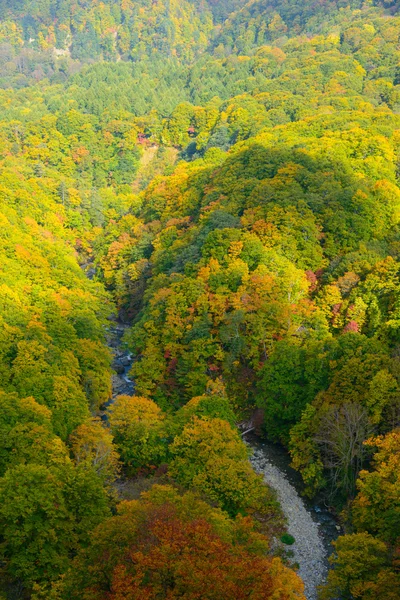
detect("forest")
(0, 0), (399, 598)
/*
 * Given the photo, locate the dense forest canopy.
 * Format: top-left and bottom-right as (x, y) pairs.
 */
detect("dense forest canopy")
(0, 0), (399, 599)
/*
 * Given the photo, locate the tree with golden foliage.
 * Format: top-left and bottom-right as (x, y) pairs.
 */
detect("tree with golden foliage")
(70, 417), (120, 484)
(108, 396), (168, 474)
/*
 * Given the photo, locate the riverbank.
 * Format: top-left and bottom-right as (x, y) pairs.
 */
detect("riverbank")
(249, 437), (339, 600)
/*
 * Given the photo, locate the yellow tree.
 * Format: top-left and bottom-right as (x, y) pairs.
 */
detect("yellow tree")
(108, 396), (167, 474)
(70, 418), (120, 484)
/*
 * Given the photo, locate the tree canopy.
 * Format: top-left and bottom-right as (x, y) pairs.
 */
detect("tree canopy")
(0, 0), (400, 598)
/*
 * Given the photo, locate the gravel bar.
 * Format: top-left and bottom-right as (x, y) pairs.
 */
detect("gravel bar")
(250, 447), (327, 600)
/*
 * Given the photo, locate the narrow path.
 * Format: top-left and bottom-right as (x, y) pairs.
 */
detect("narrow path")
(250, 446), (328, 600)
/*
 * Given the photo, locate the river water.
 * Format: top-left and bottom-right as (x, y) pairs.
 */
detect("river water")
(100, 321), (135, 420)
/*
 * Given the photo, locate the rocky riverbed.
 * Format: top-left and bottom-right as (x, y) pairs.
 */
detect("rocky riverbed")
(249, 441), (339, 600)
(108, 323), (135, 399)
(100, 321), (135, 418)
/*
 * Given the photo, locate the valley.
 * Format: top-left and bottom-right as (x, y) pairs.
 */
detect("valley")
(0, 1), (399, 599)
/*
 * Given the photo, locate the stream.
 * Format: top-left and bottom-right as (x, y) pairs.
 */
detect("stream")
(101, 316), (338, 599)
(108, 322), (135, 399)
(100, 320), (135, 419)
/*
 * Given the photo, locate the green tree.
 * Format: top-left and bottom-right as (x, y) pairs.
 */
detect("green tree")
(0, 463), (109, 589)
(108, 395), (167, 473)
(320, 533), (400, 600)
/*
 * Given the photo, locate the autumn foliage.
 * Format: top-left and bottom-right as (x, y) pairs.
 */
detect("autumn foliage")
(108, 396), (167, 474)
(1, 0), (400, 598)
(61, 486), (305, 600)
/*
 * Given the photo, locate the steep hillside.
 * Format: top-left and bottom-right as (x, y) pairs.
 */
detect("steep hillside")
(0, 1), (399, 599)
